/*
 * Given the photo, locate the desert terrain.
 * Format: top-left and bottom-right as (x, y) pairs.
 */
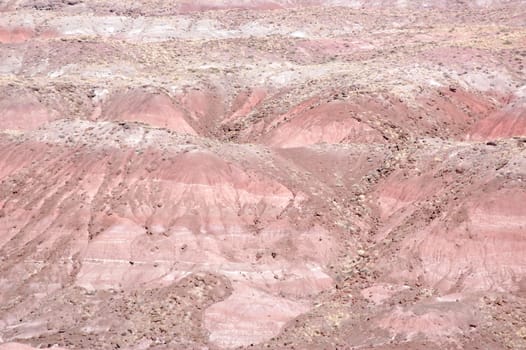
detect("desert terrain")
(0, 0), (525, 349)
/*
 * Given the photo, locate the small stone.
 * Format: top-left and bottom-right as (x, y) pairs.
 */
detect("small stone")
(357, 249), (367, 257)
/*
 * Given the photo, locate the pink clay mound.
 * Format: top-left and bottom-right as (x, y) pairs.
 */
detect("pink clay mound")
(0, 1), (525, 349)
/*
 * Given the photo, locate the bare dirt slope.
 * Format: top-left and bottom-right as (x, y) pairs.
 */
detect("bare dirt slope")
(0, 1), (525, 349)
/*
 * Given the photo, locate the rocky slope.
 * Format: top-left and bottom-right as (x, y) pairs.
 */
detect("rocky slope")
(0, 1), (525, 349)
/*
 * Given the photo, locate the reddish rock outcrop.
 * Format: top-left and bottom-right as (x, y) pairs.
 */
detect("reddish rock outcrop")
(0, 27), (33, 43)
(0, 97), (52, 131)
(468, 98), (526, 140)
(99, 90), (197, 135)
(263, 101), (385, 148)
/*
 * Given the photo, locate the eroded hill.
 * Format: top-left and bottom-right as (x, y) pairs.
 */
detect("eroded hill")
(0, 1), (525, 349)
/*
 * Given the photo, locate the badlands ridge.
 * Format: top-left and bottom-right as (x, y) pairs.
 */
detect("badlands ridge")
(0, 1), (525, 349)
